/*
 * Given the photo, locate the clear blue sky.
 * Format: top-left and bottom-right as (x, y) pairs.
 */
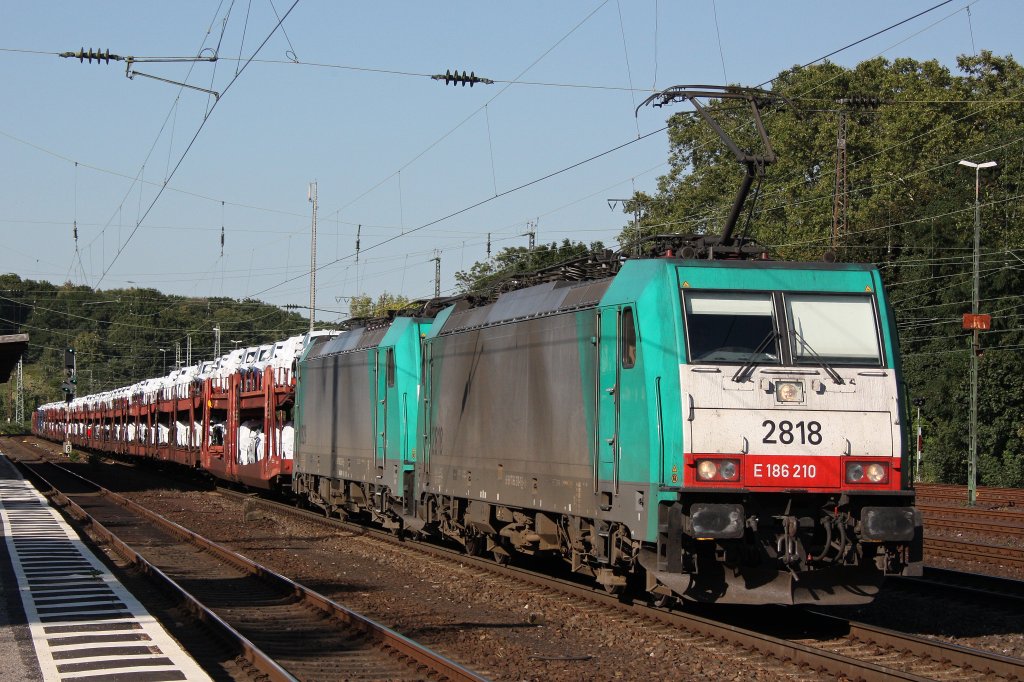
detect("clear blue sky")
(0, 1), (1017, 321)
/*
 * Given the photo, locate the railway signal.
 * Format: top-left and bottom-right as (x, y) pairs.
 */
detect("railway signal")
(63, 348), (76, 403)
(62, 347), (76, 455)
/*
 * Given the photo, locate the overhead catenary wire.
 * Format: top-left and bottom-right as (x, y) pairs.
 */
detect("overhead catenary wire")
(259, 3), (992, 302)
(2, 1), (991, 292)
(324, 0), (614, 224)
(248, 125), (666, 299)
(82, 5), (243, 260)
(4, 0), (999, 311)
(95, 0), (302, 287)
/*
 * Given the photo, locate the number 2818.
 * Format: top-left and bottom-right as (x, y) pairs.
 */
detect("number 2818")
(762, 419), (822, 445)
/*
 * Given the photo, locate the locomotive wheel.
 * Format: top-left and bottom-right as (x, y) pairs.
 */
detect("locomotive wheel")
(464, 534), (484, 557)
(650, 592), (674, 608)
(492, 550), (510, 566)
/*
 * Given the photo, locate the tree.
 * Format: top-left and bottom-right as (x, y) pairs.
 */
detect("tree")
(348, 292), (412, 319)
(455, 239), (604, 296)
(0, 276), (310, 404)
(623, 52), (1024, 485)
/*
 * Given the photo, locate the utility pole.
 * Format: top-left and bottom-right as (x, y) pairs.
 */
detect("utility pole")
(213, 325), (221, 359)
(355, 223), (362, 296)
(912, 398), (924, 482)
(831, 110), (848, 254)
(174, 341), (182, 369)
(308, 181), (318, 333)
(525, 220), (537, 250)
(432, 250), (441, 298)
(186, 334), (192, 367)
(958, 159), (996, 507)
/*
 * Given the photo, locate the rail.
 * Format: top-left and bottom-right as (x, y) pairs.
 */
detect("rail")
(6, 445), (486, 682)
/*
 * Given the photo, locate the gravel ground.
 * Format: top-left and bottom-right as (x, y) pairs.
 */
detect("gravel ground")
(127, 489), (819, 682)
(827, 584), (1024, 660)
(18, 441), (1024, 680)
(927, 530), (1024, 580)
(824, 501), (1024, 661)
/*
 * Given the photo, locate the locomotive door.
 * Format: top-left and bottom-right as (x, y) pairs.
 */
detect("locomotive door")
(373, 347), (389, 480)
(596, 306), (621, 506)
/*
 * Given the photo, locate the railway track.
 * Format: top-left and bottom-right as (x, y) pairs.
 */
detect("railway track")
(1, 439), (485, 682)
(213, 489), (1024, 682)
(792, 609), (1023, 682)
(921, 509), (1024, 539)
(893, 566), (1024, 609)
(924, 536), (1024, 569)
(13, 436), (1024, 681)
(917, 483), (1024, 507)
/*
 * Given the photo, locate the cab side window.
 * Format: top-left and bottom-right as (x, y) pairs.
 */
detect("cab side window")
(621, 308), (637, 369)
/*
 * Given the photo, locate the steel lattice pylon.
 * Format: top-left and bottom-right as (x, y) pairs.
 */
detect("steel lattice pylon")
(15, 357), (24, 425)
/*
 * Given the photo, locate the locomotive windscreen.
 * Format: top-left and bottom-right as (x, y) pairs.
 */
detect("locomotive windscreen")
(683, 292), (780, 363)
(683, 289), (885, 367)
(785, 294), (882, 365)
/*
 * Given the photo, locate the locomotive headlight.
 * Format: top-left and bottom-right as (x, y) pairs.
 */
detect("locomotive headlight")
(775, 381), (804, 403)
(697, 459), (718, 480)
(845, 461), (889, 484)
(865, 463), (887, 483)
(695, 458), (741, 482)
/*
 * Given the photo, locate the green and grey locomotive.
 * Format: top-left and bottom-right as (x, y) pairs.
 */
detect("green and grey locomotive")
(291, 251), (922, 605)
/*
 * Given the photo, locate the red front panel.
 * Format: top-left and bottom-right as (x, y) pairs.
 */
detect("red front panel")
(745, 455), (840, 488)
(684, 453), (901, 491)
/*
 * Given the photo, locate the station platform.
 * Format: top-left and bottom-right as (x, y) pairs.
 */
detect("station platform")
(0, 452), (211, 681)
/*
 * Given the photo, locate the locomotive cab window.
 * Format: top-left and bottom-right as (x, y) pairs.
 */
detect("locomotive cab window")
(621, 307), (637, 369)
(784, 294), (883, 366)
(684, 292), (780, 364)
(386, 348), (396, 387)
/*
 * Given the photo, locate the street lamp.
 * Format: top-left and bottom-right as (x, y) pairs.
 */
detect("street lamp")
(957, 159), (997, 506)
(158, 348), (168, 375)
(231, 339), (243, 349)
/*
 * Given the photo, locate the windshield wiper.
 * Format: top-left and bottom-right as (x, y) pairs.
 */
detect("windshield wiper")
(731, 330), (778, 383)
(789, 329), (844, 385)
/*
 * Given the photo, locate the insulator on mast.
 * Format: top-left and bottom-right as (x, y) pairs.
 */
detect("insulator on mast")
(431, 69), (494, 87)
